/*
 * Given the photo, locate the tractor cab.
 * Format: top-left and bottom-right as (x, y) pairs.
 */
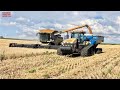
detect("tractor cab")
(71, 31), (86, 44)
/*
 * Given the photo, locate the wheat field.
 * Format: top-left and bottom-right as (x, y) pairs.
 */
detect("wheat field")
(0, 39), (120, 79)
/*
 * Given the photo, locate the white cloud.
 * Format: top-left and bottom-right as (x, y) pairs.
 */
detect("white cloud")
(54, 23), (63, 29)
(82, 19), (100, 26)
(72, 11), (79, 16)
(16, 16), (31, 23)
(10, 22), (16, 25)
(16, 16), (26, 21)
(18, 34), (26, 38)
(116, 16), (120, 25)
(0, 21), (16, 26)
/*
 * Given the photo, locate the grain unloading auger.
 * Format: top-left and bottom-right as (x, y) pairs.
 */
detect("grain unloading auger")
(57, 24), (104, 57)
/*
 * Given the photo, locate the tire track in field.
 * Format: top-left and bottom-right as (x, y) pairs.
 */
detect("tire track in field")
(24, 48), (113, 76)
(54, 48), (120, 79)
(81, 55), (120, 79)
(89, 51), (120, 78)
(0, 55), (66, 78)
(0, 47), (120, 79)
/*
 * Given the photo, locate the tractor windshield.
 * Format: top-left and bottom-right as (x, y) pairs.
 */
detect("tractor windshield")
(80, 34), (84, 43)
(71, 33), (79, 38)
(71, 32), (84, 44)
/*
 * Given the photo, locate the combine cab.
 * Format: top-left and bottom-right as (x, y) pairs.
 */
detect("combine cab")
(37, 29), (63, 45)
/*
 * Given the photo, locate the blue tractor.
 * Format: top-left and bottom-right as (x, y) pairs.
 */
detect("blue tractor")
(57, 24), (104, 56)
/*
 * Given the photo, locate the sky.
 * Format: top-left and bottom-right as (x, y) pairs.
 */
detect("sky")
(0, 11), (120, 44)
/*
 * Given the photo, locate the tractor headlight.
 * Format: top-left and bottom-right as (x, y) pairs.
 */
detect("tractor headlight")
(72, 44), (75, 48)
(61, 42), (64, 46)
(61, 42), (73, 47)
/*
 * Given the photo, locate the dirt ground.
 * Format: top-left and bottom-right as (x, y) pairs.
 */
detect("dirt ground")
(0, 39), (120, 79)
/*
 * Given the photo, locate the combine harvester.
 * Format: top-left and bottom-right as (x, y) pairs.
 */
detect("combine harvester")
(57, 24), (104, 56)
(9, 29), (63, 49)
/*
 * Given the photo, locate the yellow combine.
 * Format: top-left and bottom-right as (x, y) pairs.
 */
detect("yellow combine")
(9, 29), (63, 49)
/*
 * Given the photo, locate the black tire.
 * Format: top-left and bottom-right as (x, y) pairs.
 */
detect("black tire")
(95, 48), (102, 54)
